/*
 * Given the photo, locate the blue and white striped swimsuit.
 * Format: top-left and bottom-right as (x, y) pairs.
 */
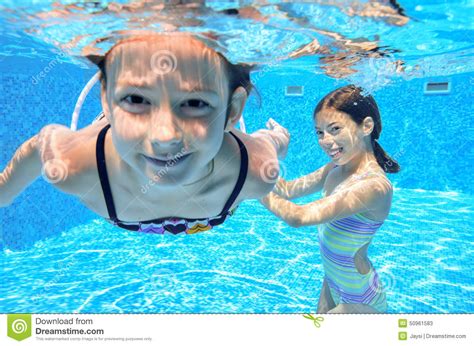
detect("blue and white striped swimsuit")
(318, 171), (389, 312)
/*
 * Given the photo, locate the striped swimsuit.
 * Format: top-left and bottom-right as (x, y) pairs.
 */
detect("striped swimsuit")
(318, 171), (389, 312)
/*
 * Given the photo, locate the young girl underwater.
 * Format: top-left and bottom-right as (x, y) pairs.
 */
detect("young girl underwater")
(0, 33), (290, 235)
(260, 85), (400, 313)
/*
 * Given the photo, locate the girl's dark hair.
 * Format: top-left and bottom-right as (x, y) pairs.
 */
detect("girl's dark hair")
(314, 85), (400, 173)
(220, 57), (254, 96)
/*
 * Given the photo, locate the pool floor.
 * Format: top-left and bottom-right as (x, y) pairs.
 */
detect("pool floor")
(1, 188), (473, 313)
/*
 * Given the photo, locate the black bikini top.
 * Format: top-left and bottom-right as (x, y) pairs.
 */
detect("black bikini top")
(95, 124), (248, 234)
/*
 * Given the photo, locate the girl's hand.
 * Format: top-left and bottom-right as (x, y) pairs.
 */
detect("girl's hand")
(265, 118), (290, 159)
(266, 118), (289, 135)
(272, 177), (287, 197)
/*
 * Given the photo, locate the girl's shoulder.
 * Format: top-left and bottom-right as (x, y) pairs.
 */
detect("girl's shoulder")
(351, 169), (394, 219)
(324, 165), (392, 197)
(38, 122), (101, 194)
(355, 169), (393, 192)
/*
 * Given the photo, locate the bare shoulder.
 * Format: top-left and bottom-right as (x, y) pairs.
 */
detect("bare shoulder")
(357, 171), (393, 220)
(37, 122), (102, 193)
(227, 130), (278, 199)
(345, 170), (393, 201)
(324, 166), (393, 220)
(365, 172), (393, 197)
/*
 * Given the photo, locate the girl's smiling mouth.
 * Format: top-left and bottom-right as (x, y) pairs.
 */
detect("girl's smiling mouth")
(328, 147), (343, 159)
(143, 153), (192, 167)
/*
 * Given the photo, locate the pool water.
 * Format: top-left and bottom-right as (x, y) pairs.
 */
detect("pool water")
(1, 0), (473, 314)
(2, 188), (473, 313)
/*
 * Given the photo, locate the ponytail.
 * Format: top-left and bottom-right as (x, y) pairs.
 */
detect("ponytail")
(372, 138), (400, 173)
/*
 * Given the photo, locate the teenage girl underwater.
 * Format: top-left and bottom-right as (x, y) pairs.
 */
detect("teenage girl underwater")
(260, 85), (400, 313)
(0, 33), (290, 234)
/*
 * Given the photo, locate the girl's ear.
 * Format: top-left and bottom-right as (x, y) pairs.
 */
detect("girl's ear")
(362, 116), (375, 137)
(225, 86), (247, 132)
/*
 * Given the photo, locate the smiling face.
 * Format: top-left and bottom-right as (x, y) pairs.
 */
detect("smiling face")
(100, 34), (243, 185)
(315, 108), (372, 166)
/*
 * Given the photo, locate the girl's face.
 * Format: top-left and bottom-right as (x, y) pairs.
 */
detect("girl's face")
(101, 35), (245, 185)
(315, 109), (372, 166)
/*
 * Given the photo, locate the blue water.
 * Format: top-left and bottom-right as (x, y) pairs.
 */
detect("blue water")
(1, 0), (473, 313)
(2, 189), (473, 313)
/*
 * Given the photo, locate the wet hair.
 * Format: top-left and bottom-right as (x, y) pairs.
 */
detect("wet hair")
(89, 52), (254, 96)
(314, 85), (400, 173)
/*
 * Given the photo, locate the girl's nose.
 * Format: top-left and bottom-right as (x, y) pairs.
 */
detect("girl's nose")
(148, 108), (183, 148)
(320, 133), (334, 148)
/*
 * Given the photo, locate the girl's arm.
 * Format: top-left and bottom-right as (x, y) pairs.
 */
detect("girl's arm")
(260, 177), (392, 227)
(273, 162), (335, 200)
(0, 132), (43, 207)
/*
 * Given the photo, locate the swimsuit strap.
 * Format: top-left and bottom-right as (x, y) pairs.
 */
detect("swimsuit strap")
(95, 126), (248, 224)
(95, 124), (119, 223)
(219, 131), (249, 215)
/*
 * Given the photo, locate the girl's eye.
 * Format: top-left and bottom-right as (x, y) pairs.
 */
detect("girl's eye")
(120, 95), (151, 114)
(331, 126), (341, 133)
(180, 99), (212, 116)
(123, 95), (151, 105)
(316, 130), (323, 137)
(181, 99), (210, 109)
